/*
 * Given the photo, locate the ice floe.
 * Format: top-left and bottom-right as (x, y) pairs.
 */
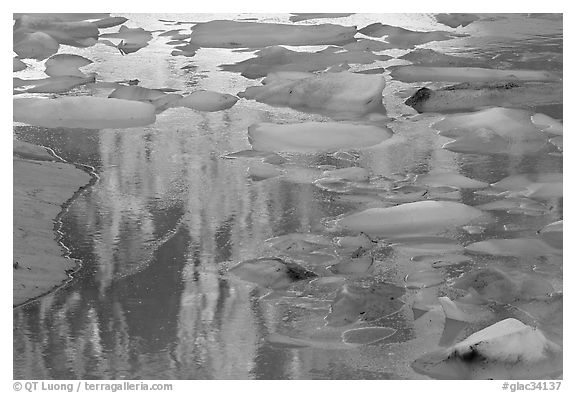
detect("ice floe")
(239, 71), (386, 117)
(465, 238), (560, 257)
(433, 107), (552, 155)
(289, 13), (354, 23)
(14, 74), (96, 94)
(538, 220), (562, 249)
(405, 82), (562, 113)
(325, 283), (405, 326)
(228, 257), (317, 289)
(14, 97), (157, 129)
(435, 13), (479, 28)
(331, 201), (491, 238)
(391, 66), (560, 83)
(188, 20), (357, 48)
(247, 122), (392, 153)
(341, 327), (396, 345)
(44, 54), (93, 77)
(220, 46), (390, 79)
(358, 23), (463, 48)
(415, 172), (488, 189)
(169, 90), (239, 112)
(13, 31), (60, 60)
(100, 25), (153, 54)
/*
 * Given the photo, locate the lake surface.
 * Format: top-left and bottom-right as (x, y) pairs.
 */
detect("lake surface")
(13, 13), (562, 379)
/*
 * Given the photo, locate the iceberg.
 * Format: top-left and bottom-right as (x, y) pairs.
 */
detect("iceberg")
(14, 97), (156, 129)
(247, 122), (392, 153)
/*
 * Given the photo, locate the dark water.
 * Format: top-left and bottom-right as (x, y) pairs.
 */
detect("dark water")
(13, 13), (562, 379)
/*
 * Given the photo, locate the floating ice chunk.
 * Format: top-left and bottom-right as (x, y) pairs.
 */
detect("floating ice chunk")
(399, 49), (483, 67)
(391, 66), (559, 83)
(343, 39), (395, 52)
(13, 58), (26, 72)
(332, 201), (491, 238)
(358, 23), (463, 47)
(465, 238), (560, 257)
(100, 25), (153, 54)
(531, 113), (563, 135)
(320, 167), (370, 182)
(221, 46), (390, 79)
(188, 20), (357, 48)
(413, 318), (562, 379)
(405, 269), (444, 289)
(491, 173), (562, 199)
(13, 97), (156, 129)
(325, 283), (405, 326)
(452, 268), (554, 303)
(14, 15), (99, 46)
(247, 122), (392, 153)
(247, 162), (284, 180)
(92, 16), (128, 29)
(415, 172), (488, 189)
(239, 71), (386, 117)
(289, 13), (354, 23)
(341, 327), (396, 345)
(405, 82), (562, 113)
(413, 254), (471, 268)
(435, 13), (479, 28)
(13, 31), (59, 60)
(44, 54), (93, 77)
(108, 85), (166, 102)
(14, 74), (96, 94)
(434, 108), (551, 155)
(169, 90), (238, 112)
(538, 220), (562, 250)
(171, 43), (199, 57)
(329, 249), (373, 275)
(228, 257), (317, 289)
(442, 128), (510, 154)
(475, 198), (548, 214)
